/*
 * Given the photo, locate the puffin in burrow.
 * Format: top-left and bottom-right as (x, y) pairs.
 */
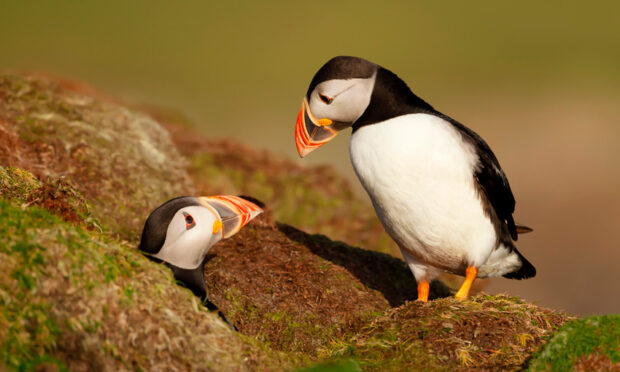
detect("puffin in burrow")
(138, 195), (262, 326)
(294, 56), (535, 302)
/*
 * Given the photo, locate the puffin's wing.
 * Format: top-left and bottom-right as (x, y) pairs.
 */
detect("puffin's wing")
(473, 139), (519, 240)
(439, 114), (519, 240)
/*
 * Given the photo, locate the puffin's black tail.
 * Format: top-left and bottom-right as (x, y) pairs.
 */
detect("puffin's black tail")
(503, 249), (536, 279)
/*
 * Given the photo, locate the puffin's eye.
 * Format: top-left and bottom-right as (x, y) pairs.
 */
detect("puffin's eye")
(183, 212), (196, 230)
(319, 93), (333, 105)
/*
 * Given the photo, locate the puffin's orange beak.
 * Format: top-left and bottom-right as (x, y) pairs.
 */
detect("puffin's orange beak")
(294, 98), (338, 158)
(199, 195), (263, 239)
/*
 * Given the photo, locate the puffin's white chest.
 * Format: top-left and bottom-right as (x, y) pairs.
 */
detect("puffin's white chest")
(349, 114), (496, 272)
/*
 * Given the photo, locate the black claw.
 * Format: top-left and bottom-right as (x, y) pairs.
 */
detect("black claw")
(217, 310), (238, 331)
(204, 298), (238, 331)
(143, 256), (239, 331)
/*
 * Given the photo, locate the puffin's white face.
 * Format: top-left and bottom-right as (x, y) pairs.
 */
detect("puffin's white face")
(308, 75), (376, 125)
(295, 72), (377, 158)
(153, 205), (222, 270)
(141, 195), (263, 270)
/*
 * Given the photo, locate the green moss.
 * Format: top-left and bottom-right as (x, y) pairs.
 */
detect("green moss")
(527, 315), (620, 371)
(320, 329), (447, 372)
(297, 358), (362, 372)
(16, 355), (69, 372)
(0, 201), (64, 369)
(0, 166), (42, 201)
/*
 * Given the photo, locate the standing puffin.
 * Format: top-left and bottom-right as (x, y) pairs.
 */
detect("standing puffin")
(294, 56), (535, 302)
(139, 195), (262, 325)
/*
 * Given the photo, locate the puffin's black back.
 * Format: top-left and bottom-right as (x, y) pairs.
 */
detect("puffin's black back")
(138, 196), (200, 254)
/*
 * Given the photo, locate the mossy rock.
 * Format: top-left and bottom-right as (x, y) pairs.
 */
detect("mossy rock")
(0, 75), (193, 240)
(527, 315), (620, 371)
(321, 295), (570, 371)
(0, 173), (289, 371)
(0, 165), (96, 227)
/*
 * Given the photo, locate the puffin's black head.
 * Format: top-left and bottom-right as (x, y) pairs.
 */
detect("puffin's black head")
(295, 56), (434, 157)
(305, 56), (377, 99)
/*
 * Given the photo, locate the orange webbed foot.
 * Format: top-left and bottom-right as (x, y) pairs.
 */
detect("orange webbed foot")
(455, 266), (478, 300)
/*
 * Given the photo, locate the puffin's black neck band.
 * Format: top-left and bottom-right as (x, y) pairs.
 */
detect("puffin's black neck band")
(353, 67), (435, 132)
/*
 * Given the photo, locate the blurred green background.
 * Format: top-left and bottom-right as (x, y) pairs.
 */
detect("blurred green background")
(1, 1), (619, 316)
